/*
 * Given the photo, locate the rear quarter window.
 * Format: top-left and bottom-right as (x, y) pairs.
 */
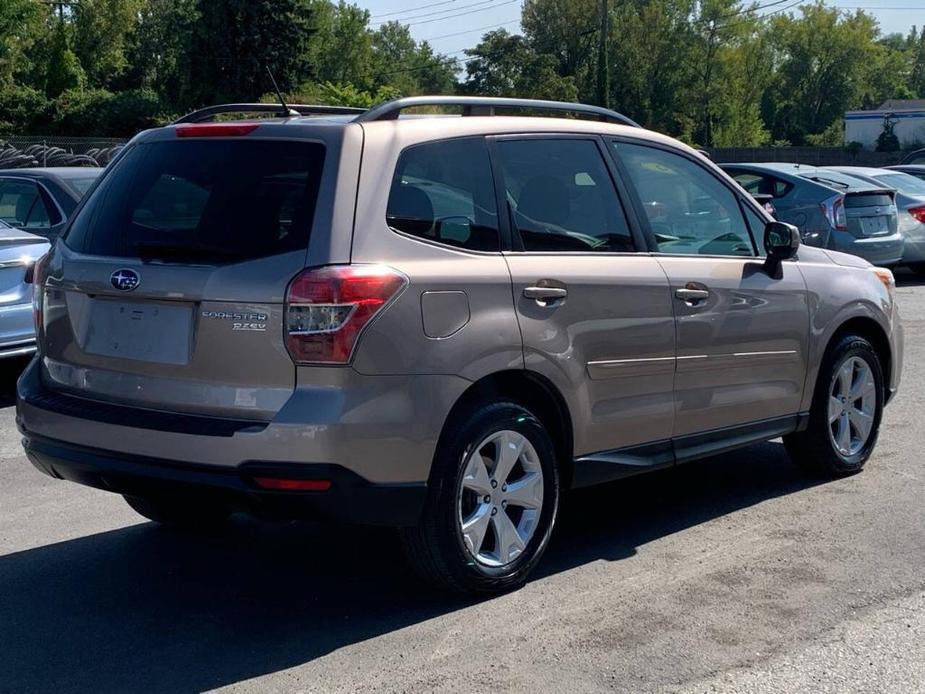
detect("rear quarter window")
(65, 139), (325, 263)
(386, 137), (499, 252)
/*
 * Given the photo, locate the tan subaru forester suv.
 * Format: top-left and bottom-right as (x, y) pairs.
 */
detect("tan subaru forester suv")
(17, 97), (903, 594)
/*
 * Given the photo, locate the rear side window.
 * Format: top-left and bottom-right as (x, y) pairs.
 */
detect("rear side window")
(729, 171), (792, 199)
(65, 140), (325, 263)
(496, 138), (635, 252)
(0, 179), (59, 229)
(387, 137), (499, 252)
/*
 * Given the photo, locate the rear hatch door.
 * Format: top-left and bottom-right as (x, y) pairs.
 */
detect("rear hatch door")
(843, 190), (897, 237)
(42, 132), (330, 420)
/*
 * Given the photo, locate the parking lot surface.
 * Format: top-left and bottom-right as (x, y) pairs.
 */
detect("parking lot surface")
(1, 273), (923, 694)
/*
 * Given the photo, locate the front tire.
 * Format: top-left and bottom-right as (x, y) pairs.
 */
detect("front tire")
(401, 401), (560, 595)
(123, 493), (230, 529)
(784, 334), (884, 477)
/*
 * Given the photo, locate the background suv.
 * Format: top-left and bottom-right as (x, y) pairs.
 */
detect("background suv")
(721, 162), (904, 266)
(18, 97), (903, 594)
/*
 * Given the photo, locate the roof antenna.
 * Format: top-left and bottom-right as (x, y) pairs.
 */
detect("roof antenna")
(266, 65), (299, 118)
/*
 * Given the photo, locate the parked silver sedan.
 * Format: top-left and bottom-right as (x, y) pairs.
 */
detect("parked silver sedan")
(829, 166), (925, 275)
(0, 221), (49, 358)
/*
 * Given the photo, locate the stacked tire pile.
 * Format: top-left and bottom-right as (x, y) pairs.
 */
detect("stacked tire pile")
(0, 142), (122, 169)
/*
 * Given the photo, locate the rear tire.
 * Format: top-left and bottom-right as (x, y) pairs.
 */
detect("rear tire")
(123, 493), (230, 529)
(401, 401), (560, 595)
(784, 334), (884, 477)
(908, 263), (925, 277)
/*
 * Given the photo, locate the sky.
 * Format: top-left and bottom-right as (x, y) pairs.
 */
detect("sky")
(355, 0), (923, 64)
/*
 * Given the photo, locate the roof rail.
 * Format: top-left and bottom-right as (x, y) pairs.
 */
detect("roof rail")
(173, 103), (366, 124)
(353, 96), (641, 127)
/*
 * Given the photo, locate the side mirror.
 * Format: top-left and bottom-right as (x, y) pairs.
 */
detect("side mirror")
(763, 221), (800, 276)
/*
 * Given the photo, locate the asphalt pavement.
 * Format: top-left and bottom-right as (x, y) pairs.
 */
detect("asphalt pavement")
(1, 272), (923, 693)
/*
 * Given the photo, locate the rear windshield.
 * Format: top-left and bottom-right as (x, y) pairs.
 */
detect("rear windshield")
(799, 171), (871, 190)
(874, 173), (925, 197)
(65, 140), (325, 263)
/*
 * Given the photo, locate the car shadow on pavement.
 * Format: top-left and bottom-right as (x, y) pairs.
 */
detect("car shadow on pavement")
(894, 268), (925, 288)
(0, 439), (821, 693)
(0, 355), (30, 407)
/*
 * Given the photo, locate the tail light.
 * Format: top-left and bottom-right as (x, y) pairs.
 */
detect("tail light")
(909, 206), (925, 224)
(28, 253), (49, 344)
(821, 194), (847, 231)
(285, 265), (407, 364)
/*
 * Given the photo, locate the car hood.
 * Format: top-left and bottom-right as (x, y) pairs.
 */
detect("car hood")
(821, 248), (873, 269)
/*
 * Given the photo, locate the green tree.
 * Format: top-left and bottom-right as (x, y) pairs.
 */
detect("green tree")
(910, 27), (925, 96)
(125, 0), (200, 109)
(309, 1), (373, 88)
(0, 0), (45, 87)
(45, 22), (86, 98)
(763, 3), (883, 144)
(370, 22), (456, 95)
(464, 29), (577, 100)
(186, 0), (314, 106)
(72, 0), (143, 88)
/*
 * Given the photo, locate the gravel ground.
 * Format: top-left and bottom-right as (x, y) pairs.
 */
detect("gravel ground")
(1, 272), (923, 694)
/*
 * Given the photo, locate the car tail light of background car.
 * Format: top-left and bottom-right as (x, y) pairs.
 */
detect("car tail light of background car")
(25, 253), (49, 345)
(820, 194), (848, 232)
(285, 265), (407, 365)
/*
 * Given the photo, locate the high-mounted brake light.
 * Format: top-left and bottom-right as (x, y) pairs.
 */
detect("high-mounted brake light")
(175, 123), (259, 138)
(909, 206), (925, 224)
(285, 265), (407, 364)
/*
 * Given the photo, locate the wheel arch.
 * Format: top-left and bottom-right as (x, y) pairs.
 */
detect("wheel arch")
(816, 315), (892, 402)
(435, 369), (575, 488)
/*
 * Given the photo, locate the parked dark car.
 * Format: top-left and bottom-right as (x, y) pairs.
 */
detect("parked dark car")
(0, 167), (102, 239)
(828, 166), (925, 275)
(721, 163), (904, 266)
(887, 164), (925, 182)
(900, 149), (925, 165)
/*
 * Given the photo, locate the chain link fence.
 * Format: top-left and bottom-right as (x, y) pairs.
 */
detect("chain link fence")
(0, 136), (127, 169)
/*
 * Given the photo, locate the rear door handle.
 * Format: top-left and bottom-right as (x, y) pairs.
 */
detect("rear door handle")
(524, 286), (568, 305)
(675, 287), (710, 302)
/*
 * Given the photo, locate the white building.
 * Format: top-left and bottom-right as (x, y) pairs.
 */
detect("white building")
(844, 99), (925, 150)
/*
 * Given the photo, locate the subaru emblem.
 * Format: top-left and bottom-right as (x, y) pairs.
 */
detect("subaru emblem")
(110, 268), (140, 291)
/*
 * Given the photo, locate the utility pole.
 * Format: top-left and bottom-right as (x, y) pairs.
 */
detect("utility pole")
(42, 0), (80, 23)
(596, 0), (610, 109)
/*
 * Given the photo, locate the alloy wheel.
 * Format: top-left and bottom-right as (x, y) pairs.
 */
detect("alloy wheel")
(456, 429), (544, 568)
(828, 356), (877, 457)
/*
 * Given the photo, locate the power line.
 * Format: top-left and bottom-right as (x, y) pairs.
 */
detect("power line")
(421, 19), (521, 42)
(371, 0), (459, 20)
(372, 0), (498, 26)
(394, 0), (521, 27)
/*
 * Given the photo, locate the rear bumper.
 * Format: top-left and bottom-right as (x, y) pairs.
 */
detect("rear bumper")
(17, 358), (472, 525)
(832, 231), (904, 267)
(21, 431), (426, 526)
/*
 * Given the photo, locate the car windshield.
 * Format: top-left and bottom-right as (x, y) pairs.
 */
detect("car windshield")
(874, 173), (925, 197)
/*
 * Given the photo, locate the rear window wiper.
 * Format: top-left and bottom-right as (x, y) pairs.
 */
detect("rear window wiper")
(133, 242), (246, 264)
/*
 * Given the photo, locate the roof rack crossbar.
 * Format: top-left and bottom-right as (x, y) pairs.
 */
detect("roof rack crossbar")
(173, 103), (366, 124)
(353, 96), (640, 127)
